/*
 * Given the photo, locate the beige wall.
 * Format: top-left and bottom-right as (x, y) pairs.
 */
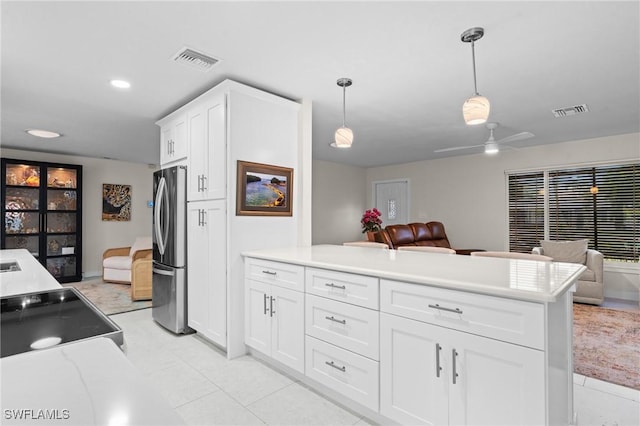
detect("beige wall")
(365, 132), (640, 301)
(2, 148), (156, 277)
(366, 133), (639, 248)
(312, 160), (367, 244)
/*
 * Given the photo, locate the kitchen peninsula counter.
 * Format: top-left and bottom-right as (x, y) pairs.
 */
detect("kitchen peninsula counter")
(242, 244), (584, 425)
(242, 244), (585, 302)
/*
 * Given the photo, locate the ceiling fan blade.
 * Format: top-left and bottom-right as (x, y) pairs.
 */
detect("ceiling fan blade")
(434, 144), (484, 153)
(497, 131), (534, 145)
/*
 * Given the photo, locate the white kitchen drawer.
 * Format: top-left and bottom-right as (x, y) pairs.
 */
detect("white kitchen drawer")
(305, 335), (379, 411)
(380, 279), (545, 350)
(245, 258), (304, 291)
(305, 294), (379, 360)
(305, 268), (378, 310)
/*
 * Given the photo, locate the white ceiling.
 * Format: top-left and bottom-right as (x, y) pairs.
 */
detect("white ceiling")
(2, 1), (639, 168)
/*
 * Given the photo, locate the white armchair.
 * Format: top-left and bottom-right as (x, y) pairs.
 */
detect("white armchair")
(102, 236), (152, 284)
(533, 240), (604, 305)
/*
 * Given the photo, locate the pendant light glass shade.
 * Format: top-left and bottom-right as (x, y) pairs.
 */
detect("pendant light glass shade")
(331, 78), (353, 148)
(461, 27), (490, 125)
(334, 126), (353, 148)
(463, 94), (490, 125)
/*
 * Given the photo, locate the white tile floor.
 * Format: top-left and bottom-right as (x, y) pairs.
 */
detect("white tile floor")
(111, 308), (639, 426)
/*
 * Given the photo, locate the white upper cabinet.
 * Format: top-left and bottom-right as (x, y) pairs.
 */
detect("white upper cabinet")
(187, 94), (226, 201)
(159, 113), (187, 166)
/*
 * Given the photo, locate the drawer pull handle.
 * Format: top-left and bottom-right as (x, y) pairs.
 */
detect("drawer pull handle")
(325, 283), (346, 290)
(325, 315), (346, 325)
(325, 361), (346, 372)
(428, 304), (463, 315)
(262, 270), (277, 276)
(435, 343), (442, 378)
(452, 349), (459, 384)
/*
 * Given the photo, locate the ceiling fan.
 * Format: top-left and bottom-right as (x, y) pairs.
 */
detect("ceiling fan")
(435, 122), (534, 155)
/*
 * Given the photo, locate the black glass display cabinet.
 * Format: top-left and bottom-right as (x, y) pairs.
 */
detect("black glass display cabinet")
(1, 158), (83, 283)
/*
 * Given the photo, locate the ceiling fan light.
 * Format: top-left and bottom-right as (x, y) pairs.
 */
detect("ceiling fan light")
(332, 126), (353, 148)
(484, 141), (499, 154)
(463, 95), (490, 125)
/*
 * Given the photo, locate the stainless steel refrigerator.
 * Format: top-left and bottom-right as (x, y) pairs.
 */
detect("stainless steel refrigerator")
(152, 165), (192, 334)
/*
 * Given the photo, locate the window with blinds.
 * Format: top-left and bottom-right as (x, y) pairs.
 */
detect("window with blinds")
(508, 172), (544, 253)
(508, 163), (639, 262)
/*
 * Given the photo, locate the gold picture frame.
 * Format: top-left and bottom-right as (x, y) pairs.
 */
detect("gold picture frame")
(236, 161), (293, 216)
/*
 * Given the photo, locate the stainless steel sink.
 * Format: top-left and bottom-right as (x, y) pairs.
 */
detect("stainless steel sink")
(0, 261), (21, 273)
(1, 287), (123, 357)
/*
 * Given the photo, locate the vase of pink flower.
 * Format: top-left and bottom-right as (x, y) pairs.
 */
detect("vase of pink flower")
(361, 208), (383, 238)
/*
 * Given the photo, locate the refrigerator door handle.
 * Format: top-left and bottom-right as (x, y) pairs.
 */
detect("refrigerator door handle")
(153, 267), (175, 277)
(154, 176), (167, 255)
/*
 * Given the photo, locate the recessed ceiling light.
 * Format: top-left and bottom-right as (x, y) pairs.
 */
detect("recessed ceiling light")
(26, 129), (61, 138)
(110, 79), (131, 89)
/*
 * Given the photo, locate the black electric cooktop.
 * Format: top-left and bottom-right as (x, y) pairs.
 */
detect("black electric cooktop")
(1, 287), (123, 358)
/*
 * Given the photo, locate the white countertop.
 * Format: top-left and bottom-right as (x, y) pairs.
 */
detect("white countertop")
(243, 245), (586, 303)
(0, 337), (184, 425)
(0, 249), (61, 297)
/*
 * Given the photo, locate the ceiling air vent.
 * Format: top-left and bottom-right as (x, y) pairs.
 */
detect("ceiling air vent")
(172, 47), (220, 72)
(552, 104), (590, 118)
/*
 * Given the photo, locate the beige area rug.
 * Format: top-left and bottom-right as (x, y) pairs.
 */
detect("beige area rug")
(62, 278), (152, 316)
(573, 303), (640, 390)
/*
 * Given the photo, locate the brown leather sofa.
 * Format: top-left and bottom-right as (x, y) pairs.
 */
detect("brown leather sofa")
(374, 221), (481, 255)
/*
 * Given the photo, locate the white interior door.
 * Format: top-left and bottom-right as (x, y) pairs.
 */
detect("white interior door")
(374, 180), (409, 226)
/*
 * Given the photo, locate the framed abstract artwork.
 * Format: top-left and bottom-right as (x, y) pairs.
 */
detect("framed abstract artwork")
(102, 184), (131, 221)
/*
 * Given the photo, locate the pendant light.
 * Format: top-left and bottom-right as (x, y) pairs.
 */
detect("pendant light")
(461, 27), (490, 125)
(331, 78), (353, 148)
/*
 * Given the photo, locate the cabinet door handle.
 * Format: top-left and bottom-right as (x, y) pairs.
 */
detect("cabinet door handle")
(263, 293), (268, 315)
(325, 361), (346, 372)
(270, 296), (275, 317)
(324, 282), (346, 290)
(197, 209), (202, 226)
(435, 343), (442, 378)
(201, 209), (207, 226)
(197, 175), (201, 192)
(452, 349), (459, 384)
(325, 315), (346, 325)
(201, 175), (207, 191)
(428, 304), (463, 315)
(262, 270), (277, 276)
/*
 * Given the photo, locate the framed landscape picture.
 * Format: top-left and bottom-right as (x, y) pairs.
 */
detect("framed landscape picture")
(236, 161), (293, 216)
(102, 184), (131, 221)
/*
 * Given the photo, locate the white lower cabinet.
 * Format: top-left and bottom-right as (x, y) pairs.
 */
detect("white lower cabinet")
(305, 335), (379, 411)
(245, 279), (304, 373)
(305, 293), (379, 360)
(243, 257), (561, 425)
(380, 312), (545, 426)
(187, 200), (226, 347)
